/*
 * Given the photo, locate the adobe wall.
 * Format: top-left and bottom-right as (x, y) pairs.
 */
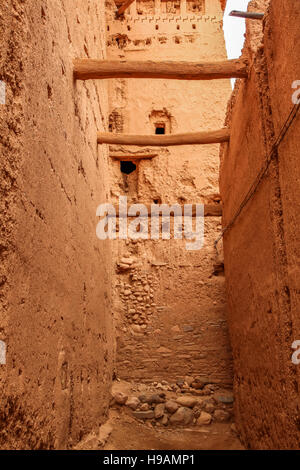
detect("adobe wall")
(220, 0), (300, 449)
(106, 0), (233, 385)
(0, 0), (114, 449)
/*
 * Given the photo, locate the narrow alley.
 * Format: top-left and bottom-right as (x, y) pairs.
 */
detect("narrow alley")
(0, 0), (299, 453)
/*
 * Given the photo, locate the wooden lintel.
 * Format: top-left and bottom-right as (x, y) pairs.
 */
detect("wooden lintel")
(110, 204), (222, 218)
(117, 0), (135, 16)
(110, 153), (158, 161)
(98, 129), (230, 147)
(73, 59), (248, 81)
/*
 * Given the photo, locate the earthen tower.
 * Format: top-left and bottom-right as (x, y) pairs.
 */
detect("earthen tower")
(106, 0), (233, 385)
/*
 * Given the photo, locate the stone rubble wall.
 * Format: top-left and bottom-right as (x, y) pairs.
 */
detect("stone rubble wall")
(106, 0), (234, 386)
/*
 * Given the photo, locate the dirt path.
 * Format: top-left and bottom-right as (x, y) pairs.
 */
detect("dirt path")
(103, 409), (244, 451)
(75, 378), (244, 451)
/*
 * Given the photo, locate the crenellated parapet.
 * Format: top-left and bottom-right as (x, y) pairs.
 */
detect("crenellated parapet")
(107, 14), (223, 40)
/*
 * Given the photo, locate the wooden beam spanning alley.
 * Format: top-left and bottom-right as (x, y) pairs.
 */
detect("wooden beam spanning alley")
(73, 59), (248, 81)
(111, 204), (222, 218)
(110, 153), (158, 161)
(98, 129), (230, 147)
(117, 0), (135, 16)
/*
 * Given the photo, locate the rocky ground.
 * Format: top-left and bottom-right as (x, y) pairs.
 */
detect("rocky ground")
(111, 377), (235, 427)
(75, 378), (244, 450)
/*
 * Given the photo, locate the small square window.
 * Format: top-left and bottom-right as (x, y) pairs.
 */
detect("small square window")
(155, 124), (165, 135)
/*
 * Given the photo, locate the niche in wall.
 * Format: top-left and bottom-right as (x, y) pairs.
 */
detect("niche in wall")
(187, 0), (205, 14)
(109, 34), (130, 49)
(136, 0), (155, 15)
(161, 0), (181, 15)
(108, 110), (124, 133)
(149, 109), (173, 134)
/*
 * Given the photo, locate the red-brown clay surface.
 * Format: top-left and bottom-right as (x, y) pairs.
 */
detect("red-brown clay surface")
(0, 0), (113, 449)
(220, 0), (300, 450)
(0, 0), (299, 451)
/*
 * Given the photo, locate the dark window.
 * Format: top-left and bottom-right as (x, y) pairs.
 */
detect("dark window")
(120, 161), (136, 175)
(155, 125), (165, 135)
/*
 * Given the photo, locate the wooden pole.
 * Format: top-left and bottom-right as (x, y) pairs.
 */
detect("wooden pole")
(73, 59), (248, 81)
(110, 204), (222, 218)
(110, 153), (158, 160)
(117, 0), (135, 16)
(98, 129), (230, 146)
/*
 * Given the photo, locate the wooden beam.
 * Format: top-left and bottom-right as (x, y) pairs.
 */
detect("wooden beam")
(111, 204), (222, 218)
(203, 204), (223, 217)
(117, 0), (135, 16)
(73, 59), (248, 81)
(110, 153), (158, 161)
(98, 129), (230, 146)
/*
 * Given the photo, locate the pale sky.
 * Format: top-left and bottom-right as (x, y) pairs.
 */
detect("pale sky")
(223, 0), (250, 59)
(223, 0), (250, 86)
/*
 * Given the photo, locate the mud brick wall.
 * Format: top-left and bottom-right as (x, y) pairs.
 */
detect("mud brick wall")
(220, 0), (300, 450)
(106, 0), (233, 386)
(0, 0), (114, 449)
